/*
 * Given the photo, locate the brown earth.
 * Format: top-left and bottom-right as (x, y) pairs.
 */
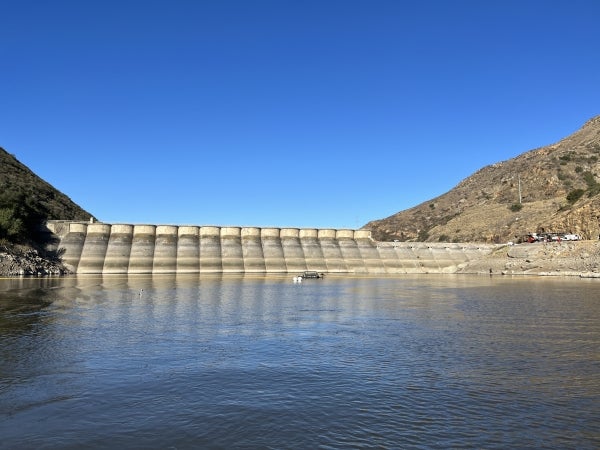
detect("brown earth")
(365, 115), (600, 244)
(458, 239), (600, 277)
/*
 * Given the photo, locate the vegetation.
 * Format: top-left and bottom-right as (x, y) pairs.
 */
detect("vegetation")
(509, 203), (523, 212)
(582, 171), (600, 197)
(559, 153), (573, 162)
(417, 229), (430, 241)
(566, 188), (585, 204)
(0, 191), (46, 243)
(364, 115), (600, 243)
(0, 147), (93, 247)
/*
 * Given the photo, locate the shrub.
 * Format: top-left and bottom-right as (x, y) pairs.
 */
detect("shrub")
(510, 203), (523, 212)
(582, 171), (596, 188)
(566, 189), (585, 204)
(417, 230), (430, 241)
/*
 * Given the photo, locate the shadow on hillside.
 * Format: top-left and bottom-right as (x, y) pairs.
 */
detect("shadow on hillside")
(33, 222), (65, 261)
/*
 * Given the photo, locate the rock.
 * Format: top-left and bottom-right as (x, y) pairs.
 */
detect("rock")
(0, 245), (71, 277)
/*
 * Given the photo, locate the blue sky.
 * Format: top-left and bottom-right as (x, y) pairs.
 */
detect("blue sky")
(1, 1), (599, 229)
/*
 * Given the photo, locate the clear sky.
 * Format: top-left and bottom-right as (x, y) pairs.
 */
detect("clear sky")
(1, 1), (599, 229)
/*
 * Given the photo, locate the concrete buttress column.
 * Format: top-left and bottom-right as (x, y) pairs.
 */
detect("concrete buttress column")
(128, 225), (156, 274)
(58, 223), (88, 273)
(221, 227), (244, 273)
(241, 227), (266, 272)
(103, 224), (134, 274)
(153, 225), (178, 273)
(199, 226), (222, 272)
(261, 228), (286, 273)
(78, 223), (111, 274)
(318, 229), (347, 272)
(281, 228), (306, 272)
(299, 229), (327, 272)
(177, 226), (200, 273)
(354, 230), (385, 274)
(337, 230), (367, 273)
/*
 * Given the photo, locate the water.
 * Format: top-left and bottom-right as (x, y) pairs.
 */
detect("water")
(1, 274), (599, 449)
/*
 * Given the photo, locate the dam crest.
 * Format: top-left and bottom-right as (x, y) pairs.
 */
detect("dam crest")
(45, 221), (497, 275)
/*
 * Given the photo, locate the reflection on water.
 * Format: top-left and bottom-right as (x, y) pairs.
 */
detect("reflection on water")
(1, 274), (599, 449)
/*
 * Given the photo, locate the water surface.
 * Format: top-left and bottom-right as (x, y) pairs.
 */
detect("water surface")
(1, 274), (599, 449)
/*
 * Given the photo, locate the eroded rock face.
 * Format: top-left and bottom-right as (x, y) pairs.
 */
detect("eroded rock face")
(458, 240), (600, 276)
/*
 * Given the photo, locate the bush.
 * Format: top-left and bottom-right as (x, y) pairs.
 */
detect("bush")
(582, 171), (596, 188)
(510, 203), (523, 212)
(559, 153), (573, 162)
(417, 230), (430, 242)
(566, 189), (585, 204)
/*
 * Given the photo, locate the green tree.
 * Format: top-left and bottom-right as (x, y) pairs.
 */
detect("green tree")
(0, 191), (47, 243)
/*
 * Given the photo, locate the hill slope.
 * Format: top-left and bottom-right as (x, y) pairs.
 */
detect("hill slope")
(364, 115), (600, 243)
(0, 147), (94, 224)
(0, 147), (95, 275)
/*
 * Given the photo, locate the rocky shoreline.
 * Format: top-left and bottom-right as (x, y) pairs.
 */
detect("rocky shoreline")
(458, 240), (600, 277)
(2, 241), (600, 278)
(0, 245), (70, 277)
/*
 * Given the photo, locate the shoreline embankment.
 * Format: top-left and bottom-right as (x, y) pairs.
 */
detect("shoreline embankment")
(457, 240), (600, 277)
(2, 221), (600, 278)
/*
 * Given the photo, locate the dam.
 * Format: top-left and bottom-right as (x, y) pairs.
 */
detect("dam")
(45, 221), (498, 275)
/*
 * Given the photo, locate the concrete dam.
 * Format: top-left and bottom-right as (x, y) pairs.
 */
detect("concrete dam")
(45, 221), (497, 275)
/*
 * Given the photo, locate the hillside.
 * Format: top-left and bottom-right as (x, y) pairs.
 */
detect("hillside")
(0, 147), (95, 275)
(364, 115), (600, 243)
(0, 147), (94, 225)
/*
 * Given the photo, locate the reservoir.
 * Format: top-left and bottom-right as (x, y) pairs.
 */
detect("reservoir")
(1, 274), (599, 449)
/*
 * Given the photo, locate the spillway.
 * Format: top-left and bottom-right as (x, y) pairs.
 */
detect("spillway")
(45, 221), (497, 275)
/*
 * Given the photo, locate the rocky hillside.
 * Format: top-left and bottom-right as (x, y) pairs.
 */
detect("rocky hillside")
(0, 147), (95, 275)
(365, 115), (600, 243)
(0, 147), (94, 224)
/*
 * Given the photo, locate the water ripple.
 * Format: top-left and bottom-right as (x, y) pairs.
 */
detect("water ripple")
(0, 275), (599, 449)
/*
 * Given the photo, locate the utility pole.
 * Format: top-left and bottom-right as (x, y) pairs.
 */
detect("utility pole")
(518, 174), (522, 204)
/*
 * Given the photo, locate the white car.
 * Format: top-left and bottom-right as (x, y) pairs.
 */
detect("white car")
(562, 234), (581, 241)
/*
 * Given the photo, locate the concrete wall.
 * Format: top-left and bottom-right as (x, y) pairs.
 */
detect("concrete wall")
(46, 221), (497, 275)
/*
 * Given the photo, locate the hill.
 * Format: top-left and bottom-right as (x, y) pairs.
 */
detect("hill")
(364, 115), (600, 243)
(0, 147), (94, 228)
(0, 147), (94, 275)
